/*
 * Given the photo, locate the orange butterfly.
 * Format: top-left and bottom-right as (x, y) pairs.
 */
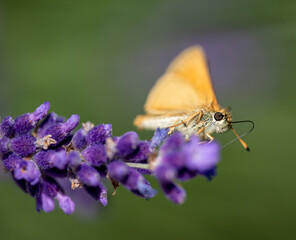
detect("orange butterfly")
(134, 46), (250, 150)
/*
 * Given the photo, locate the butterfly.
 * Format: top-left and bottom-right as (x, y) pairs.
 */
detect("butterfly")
(134, 45), (251, 150)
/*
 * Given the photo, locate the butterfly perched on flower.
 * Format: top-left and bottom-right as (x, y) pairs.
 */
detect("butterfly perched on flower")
(134, 46), (251, 150)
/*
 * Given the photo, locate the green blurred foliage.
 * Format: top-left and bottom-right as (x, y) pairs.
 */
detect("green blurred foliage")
(0, 0), (295, 239)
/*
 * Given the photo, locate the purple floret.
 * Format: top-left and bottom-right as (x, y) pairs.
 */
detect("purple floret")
(0, 116), (15, 138)
(108, 160), (156, 199)
(56, 193), (75, 215)
(150, 128), (169, 151)
(14, 160), (41, 185)
(36, 112), (66, 138)
(184, 137), (220, 172)
(116, 131), (139, 158)
(3, 153), (23, 171)
(50, 150), (69, 170)
(76, 163), (101, 187)
(36, 176), (75, 214)
(14, 102), (50, 135)
(36, 192), (55, 213)
(84, 183), (108, 206)
(44, 114), (80, 144)
(0, 137), (11, 155)
(160, 181), (186, 205)
(72, 128), (87, 151)
(127, 141), (151, 163)
(67, 151), (81, 168)
(34, 150), (55, 170)
(82, 144), (107, 166)
(32, 102), (50, 122)
(11, 135), (36, 157)
(85, 124), (112, 145)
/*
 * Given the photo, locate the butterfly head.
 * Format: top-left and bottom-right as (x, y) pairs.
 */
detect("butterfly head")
(210, 108), (232, 134)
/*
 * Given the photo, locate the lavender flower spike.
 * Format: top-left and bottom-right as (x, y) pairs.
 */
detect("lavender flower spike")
(0, 102), (222, 214)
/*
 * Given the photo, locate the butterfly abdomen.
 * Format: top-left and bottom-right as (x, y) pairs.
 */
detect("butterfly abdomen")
(134, 115), (186, 130)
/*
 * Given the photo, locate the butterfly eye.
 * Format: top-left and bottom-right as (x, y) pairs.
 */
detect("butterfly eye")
(214, 112), (224, 121)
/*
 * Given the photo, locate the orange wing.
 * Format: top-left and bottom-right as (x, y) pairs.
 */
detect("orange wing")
(144, 46), (218, 115)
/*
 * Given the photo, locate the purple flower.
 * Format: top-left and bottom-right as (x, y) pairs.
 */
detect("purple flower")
(36, 112), (66, 138)
(150, 128), (169, 151)
(11, 135), (36, 157)
(44, 114), (80, 144)
(116, 131), (139, 158)
(184, 138), (220, 172)
(36, 192), (55, 213)
(34, 150), (55, 170)
(84, 183), (108, 206)
(50, 150), (69, 170)
(0, 102), (223, 214)
(108, 161), (156, 199)
(85, 124), (112, 145)
(14, 102), (50, 135)
(76, 164), (100, 187)
(34, 149), (70, 171)
(82, 144), (107, 166)
(126, 141), (151, 163)
(72, 128), (87, 151)
(160, 181), (186, 204)
(36, 176), (75, 214)
(154, 165), (176, 182)
(56, 193), (75, 215)
(3, 153), (23, 171)
(0, 116), (15, 138)
(67, 151), (81, 168)
(14, 160), (41, 185)
(153, 132), (220, 204)
(0, 137), (11, 155)
(155, 133), (220, 179)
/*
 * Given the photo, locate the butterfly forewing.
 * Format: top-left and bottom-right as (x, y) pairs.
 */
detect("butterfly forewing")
(135, 45), (219, 129)
(144, 73), (201, 114)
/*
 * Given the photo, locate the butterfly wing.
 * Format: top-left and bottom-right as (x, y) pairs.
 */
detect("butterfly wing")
(134, 45), (219, 129)
(144, 45), (218, 115)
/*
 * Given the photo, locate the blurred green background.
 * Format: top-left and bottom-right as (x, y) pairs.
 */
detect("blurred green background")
(0, 0), (295, 239)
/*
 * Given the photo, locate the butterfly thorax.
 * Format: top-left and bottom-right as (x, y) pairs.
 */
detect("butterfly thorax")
(173, 107), (232, 140)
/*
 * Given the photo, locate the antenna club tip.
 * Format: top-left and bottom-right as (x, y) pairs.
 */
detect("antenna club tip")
(246, 147), (250, 152)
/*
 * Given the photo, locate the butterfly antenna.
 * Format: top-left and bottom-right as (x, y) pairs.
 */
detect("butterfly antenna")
(222, 120), (254, 151)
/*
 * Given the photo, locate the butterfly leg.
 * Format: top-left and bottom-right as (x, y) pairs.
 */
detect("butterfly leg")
(169, 111), (202, 129)
(195, 110), (203, 125)
(196, 127), (214, 142)
(206, 134), (214, 142)
(181, 110), (203, 127)
(196, 127), (205, 136)
(168, 120), (180, 134)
